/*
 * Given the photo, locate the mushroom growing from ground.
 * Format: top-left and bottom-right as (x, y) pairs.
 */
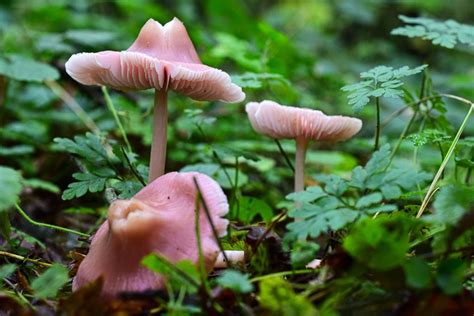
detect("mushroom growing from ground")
(246, 100), (362, 192)
(65, 18), (245, 182)
(73, 171), (229, 297)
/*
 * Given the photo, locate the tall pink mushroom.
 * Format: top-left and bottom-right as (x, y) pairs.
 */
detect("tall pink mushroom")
(246, 100), (362, 192)
(73, 172), (229, 297)
(65, 18), (245, 182)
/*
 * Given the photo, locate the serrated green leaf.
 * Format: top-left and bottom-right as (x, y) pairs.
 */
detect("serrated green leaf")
(215, 270), (253, 294)
(62, 169), (114, 200)
(236, 196), (273, 224)
(356, 192), (383, 208)
(342, 64), (427, 112)
(392, 15), (474, 49)
(112, 181), (143, 199)
(286, 186), (326, 203)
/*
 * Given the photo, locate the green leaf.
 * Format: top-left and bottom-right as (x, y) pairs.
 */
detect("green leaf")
(291, 241), (320, 269)
(0, 166), (22, 212)
(341, 64), (427, 112)
(65, 30), (117, 46)
(436, 258), (467, 295)
(404, 257), (432, 289)
(31, 264), (69, 299)
(0, 264), (17, 281)
(356, 192), (383, 209)
(0, 54), (59, 82)
(343, 214), (413, 271)
(112, 180), (143, 199)
(236, 196), (273, 223)
(62, 169), (114, 200)
(287, 201), (358, 240)
(430, 185), (474, 225)
(286, 186), (326, 203)
(215, 270), (254, 293)
(392, 15), (474, 49)
(54, 133), (114, 166)
(142, 254), (200, 293)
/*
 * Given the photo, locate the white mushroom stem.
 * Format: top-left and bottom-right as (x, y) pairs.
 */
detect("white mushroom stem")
(149, 89), (168, 182)
(214, 250), (245, 268)
(294, 137), (309, 193)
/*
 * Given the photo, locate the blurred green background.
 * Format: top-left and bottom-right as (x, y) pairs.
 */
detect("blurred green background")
(1, 0), (473, 221)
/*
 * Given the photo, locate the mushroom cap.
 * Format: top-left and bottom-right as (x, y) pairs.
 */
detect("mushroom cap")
(65, 18), (244, 103)
(246, 100), (362, 142)
(73, 172), (229, 297)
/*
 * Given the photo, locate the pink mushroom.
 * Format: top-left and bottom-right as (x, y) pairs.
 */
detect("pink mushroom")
(73, 171), (229, 297)
(246, 100), (362, 192)
(65, 18), (245, 182)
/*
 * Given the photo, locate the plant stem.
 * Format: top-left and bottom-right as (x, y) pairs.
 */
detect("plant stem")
(250, 269), (313, 283)
(149, 89), (168, 182)
(294, 137), (308, 192)
(275, 139), (295, 174)
(15, 204), (90, 237)
(0, 250), (52, 267)
(101, 86), (132, 153)
(374, 97), (381, 151)
(45, 80), (101, 135)
(417, 103), (474, 218)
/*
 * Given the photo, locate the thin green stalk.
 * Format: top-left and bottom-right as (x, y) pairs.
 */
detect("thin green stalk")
(417, 103), (474, 218)
(193, 177), (229, 266)
(390, 109), (418, 160)
(374, 97), (381, 151)
(45, 80), (101, 135)
(102, 86), (132, 153)
(194, 191), (210, 294)
(233, 156), (240, 220)
(15, 204), (90, 237)
(275, 139), (295, 174)
(250, 269), (313, 283)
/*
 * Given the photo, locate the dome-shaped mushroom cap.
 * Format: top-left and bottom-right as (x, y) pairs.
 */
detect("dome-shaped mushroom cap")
(65, 18), (245, 103)
(73, 172), (229, 297)
(246, 100), (362, 141)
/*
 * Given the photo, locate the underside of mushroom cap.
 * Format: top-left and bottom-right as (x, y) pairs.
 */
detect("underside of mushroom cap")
(65, 18), (245, 103)
(73, 172), (229, 297)
(246, 100), (362, 142)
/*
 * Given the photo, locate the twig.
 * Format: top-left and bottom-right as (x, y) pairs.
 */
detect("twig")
(0, 250), (52, 267)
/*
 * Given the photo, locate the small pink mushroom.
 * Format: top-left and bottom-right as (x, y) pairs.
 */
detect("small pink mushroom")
(65, 18), (245, 182)
(73, 172), (229, 297)
(246, 100), (362, 192)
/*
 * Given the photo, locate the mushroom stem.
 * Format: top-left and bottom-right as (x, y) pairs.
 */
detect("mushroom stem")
(294, 137), (308, 192)
(149, 89), (168, 182)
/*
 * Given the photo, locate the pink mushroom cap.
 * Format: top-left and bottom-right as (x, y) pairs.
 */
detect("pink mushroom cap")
(245, 100), (362, 142)
(73, 171), (229, 297)
(65, 18), (244, 103)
